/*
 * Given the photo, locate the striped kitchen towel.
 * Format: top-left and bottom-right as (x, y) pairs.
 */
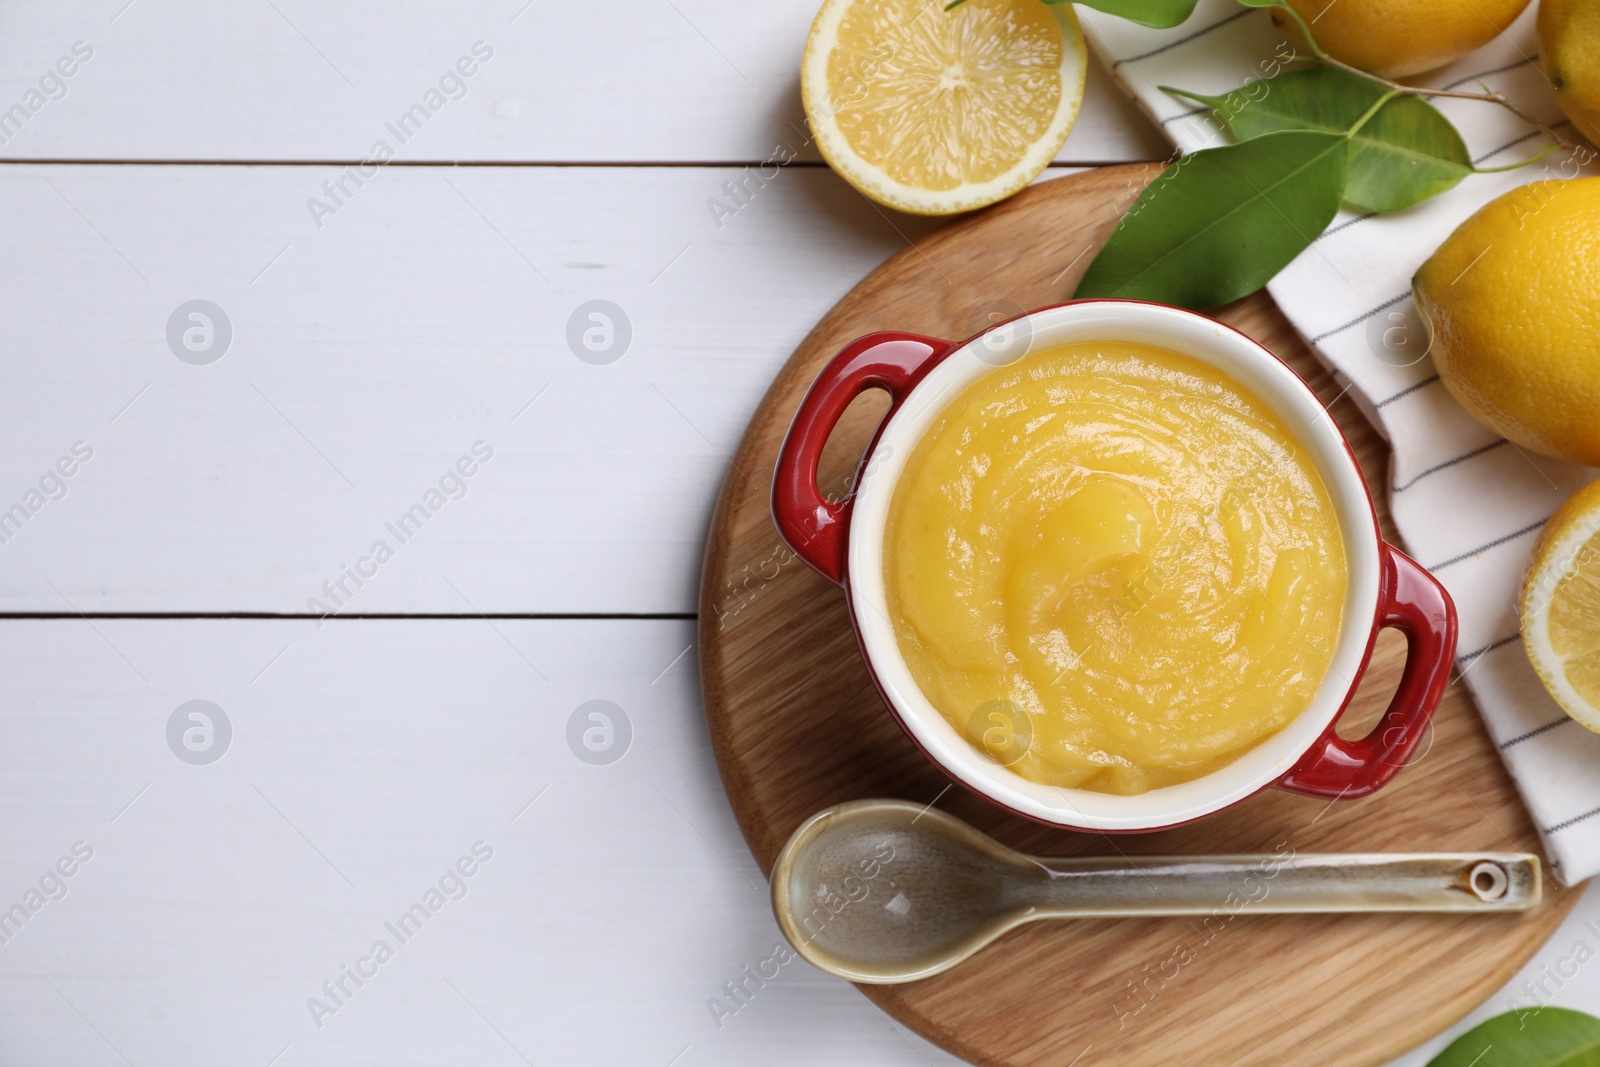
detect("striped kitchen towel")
(1076, 0), (1600, 885)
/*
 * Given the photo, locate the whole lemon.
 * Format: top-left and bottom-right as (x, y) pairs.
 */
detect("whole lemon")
(1413, 178), (1600, 467)
(1540, 0), (1600, 148)
(1272, 0), (1532, 78)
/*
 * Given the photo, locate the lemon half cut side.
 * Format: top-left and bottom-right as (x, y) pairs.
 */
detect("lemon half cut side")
(802, 0), (1088, 216)
(1523, 479), (1600, 735)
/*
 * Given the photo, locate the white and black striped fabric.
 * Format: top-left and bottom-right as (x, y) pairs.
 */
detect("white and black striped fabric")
(1078, 0), (1600, 885)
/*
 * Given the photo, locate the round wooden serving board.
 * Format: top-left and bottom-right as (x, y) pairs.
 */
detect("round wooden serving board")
(697, 164), (1578, 1067)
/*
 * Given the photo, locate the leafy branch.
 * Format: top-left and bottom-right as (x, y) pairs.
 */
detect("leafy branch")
(1068, 0), (1594, 308)
(1252, 0), (1583, 155)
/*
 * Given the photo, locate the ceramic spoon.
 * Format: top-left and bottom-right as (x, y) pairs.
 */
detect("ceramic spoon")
(771, 798), (1541, 984)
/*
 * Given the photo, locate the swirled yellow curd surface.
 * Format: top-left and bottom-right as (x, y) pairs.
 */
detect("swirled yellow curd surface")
(883, 341), (1348, 795)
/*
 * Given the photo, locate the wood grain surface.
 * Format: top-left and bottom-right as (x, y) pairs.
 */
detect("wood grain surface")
(697, 164), (1580, 1067)
(0, 3), (1163, 164)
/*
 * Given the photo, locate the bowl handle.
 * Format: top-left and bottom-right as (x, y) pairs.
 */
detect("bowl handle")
(771, 332), (955, 585)
(1277, 543), (1458, 800)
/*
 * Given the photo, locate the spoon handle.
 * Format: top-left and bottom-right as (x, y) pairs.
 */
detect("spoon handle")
(1028, 852), (1539, 914)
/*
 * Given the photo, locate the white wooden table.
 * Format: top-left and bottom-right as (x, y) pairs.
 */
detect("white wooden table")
(0, 3), (1593, 1064)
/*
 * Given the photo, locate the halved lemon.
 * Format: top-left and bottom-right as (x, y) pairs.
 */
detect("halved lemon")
(1522, 479), (1600, 734)
(802, 0), (1087, 215)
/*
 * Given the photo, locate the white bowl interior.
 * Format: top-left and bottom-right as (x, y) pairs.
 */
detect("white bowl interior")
(846, 302), (1380, 831)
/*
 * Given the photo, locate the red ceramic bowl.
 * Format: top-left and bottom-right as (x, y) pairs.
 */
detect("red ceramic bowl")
(771, 300), (1457, 833)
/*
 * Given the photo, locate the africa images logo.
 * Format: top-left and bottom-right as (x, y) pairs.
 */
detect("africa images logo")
(306, 841), (494, 1029)
(0, 841), (94, 948)
(305, 41), (494, 229)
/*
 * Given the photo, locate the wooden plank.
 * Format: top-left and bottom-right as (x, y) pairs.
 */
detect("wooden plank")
(0, 1), (1166, 164)
(0, 616), (965, 1066)
(0, 615), (1591, 1066)
(0, 162), (1090, 614)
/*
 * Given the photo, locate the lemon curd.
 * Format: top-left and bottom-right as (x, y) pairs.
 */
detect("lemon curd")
(883, 341), (1348, 794)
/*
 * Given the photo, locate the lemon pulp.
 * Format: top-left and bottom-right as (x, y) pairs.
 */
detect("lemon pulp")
(830, 0), (1063, 188)
(1521, 479), (1600, 734)
(883, 342), (1348, 794)
(1548, 527), (1600, 706)
(803, 0), (1086, 214)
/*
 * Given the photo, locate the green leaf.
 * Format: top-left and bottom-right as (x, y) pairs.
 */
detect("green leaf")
(1074, 130), (1347, 309)
(1066, 0), (1200, 28)
(1427, 1008), (1600, 1066)
(944, 0), (1199, 26)
(1168, 67), (1471, 213)
(1347, 96), (1472, 209)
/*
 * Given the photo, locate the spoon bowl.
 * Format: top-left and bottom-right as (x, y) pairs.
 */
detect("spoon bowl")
(772, 799), (1541, 984)
(772, 798), (1045, 984)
